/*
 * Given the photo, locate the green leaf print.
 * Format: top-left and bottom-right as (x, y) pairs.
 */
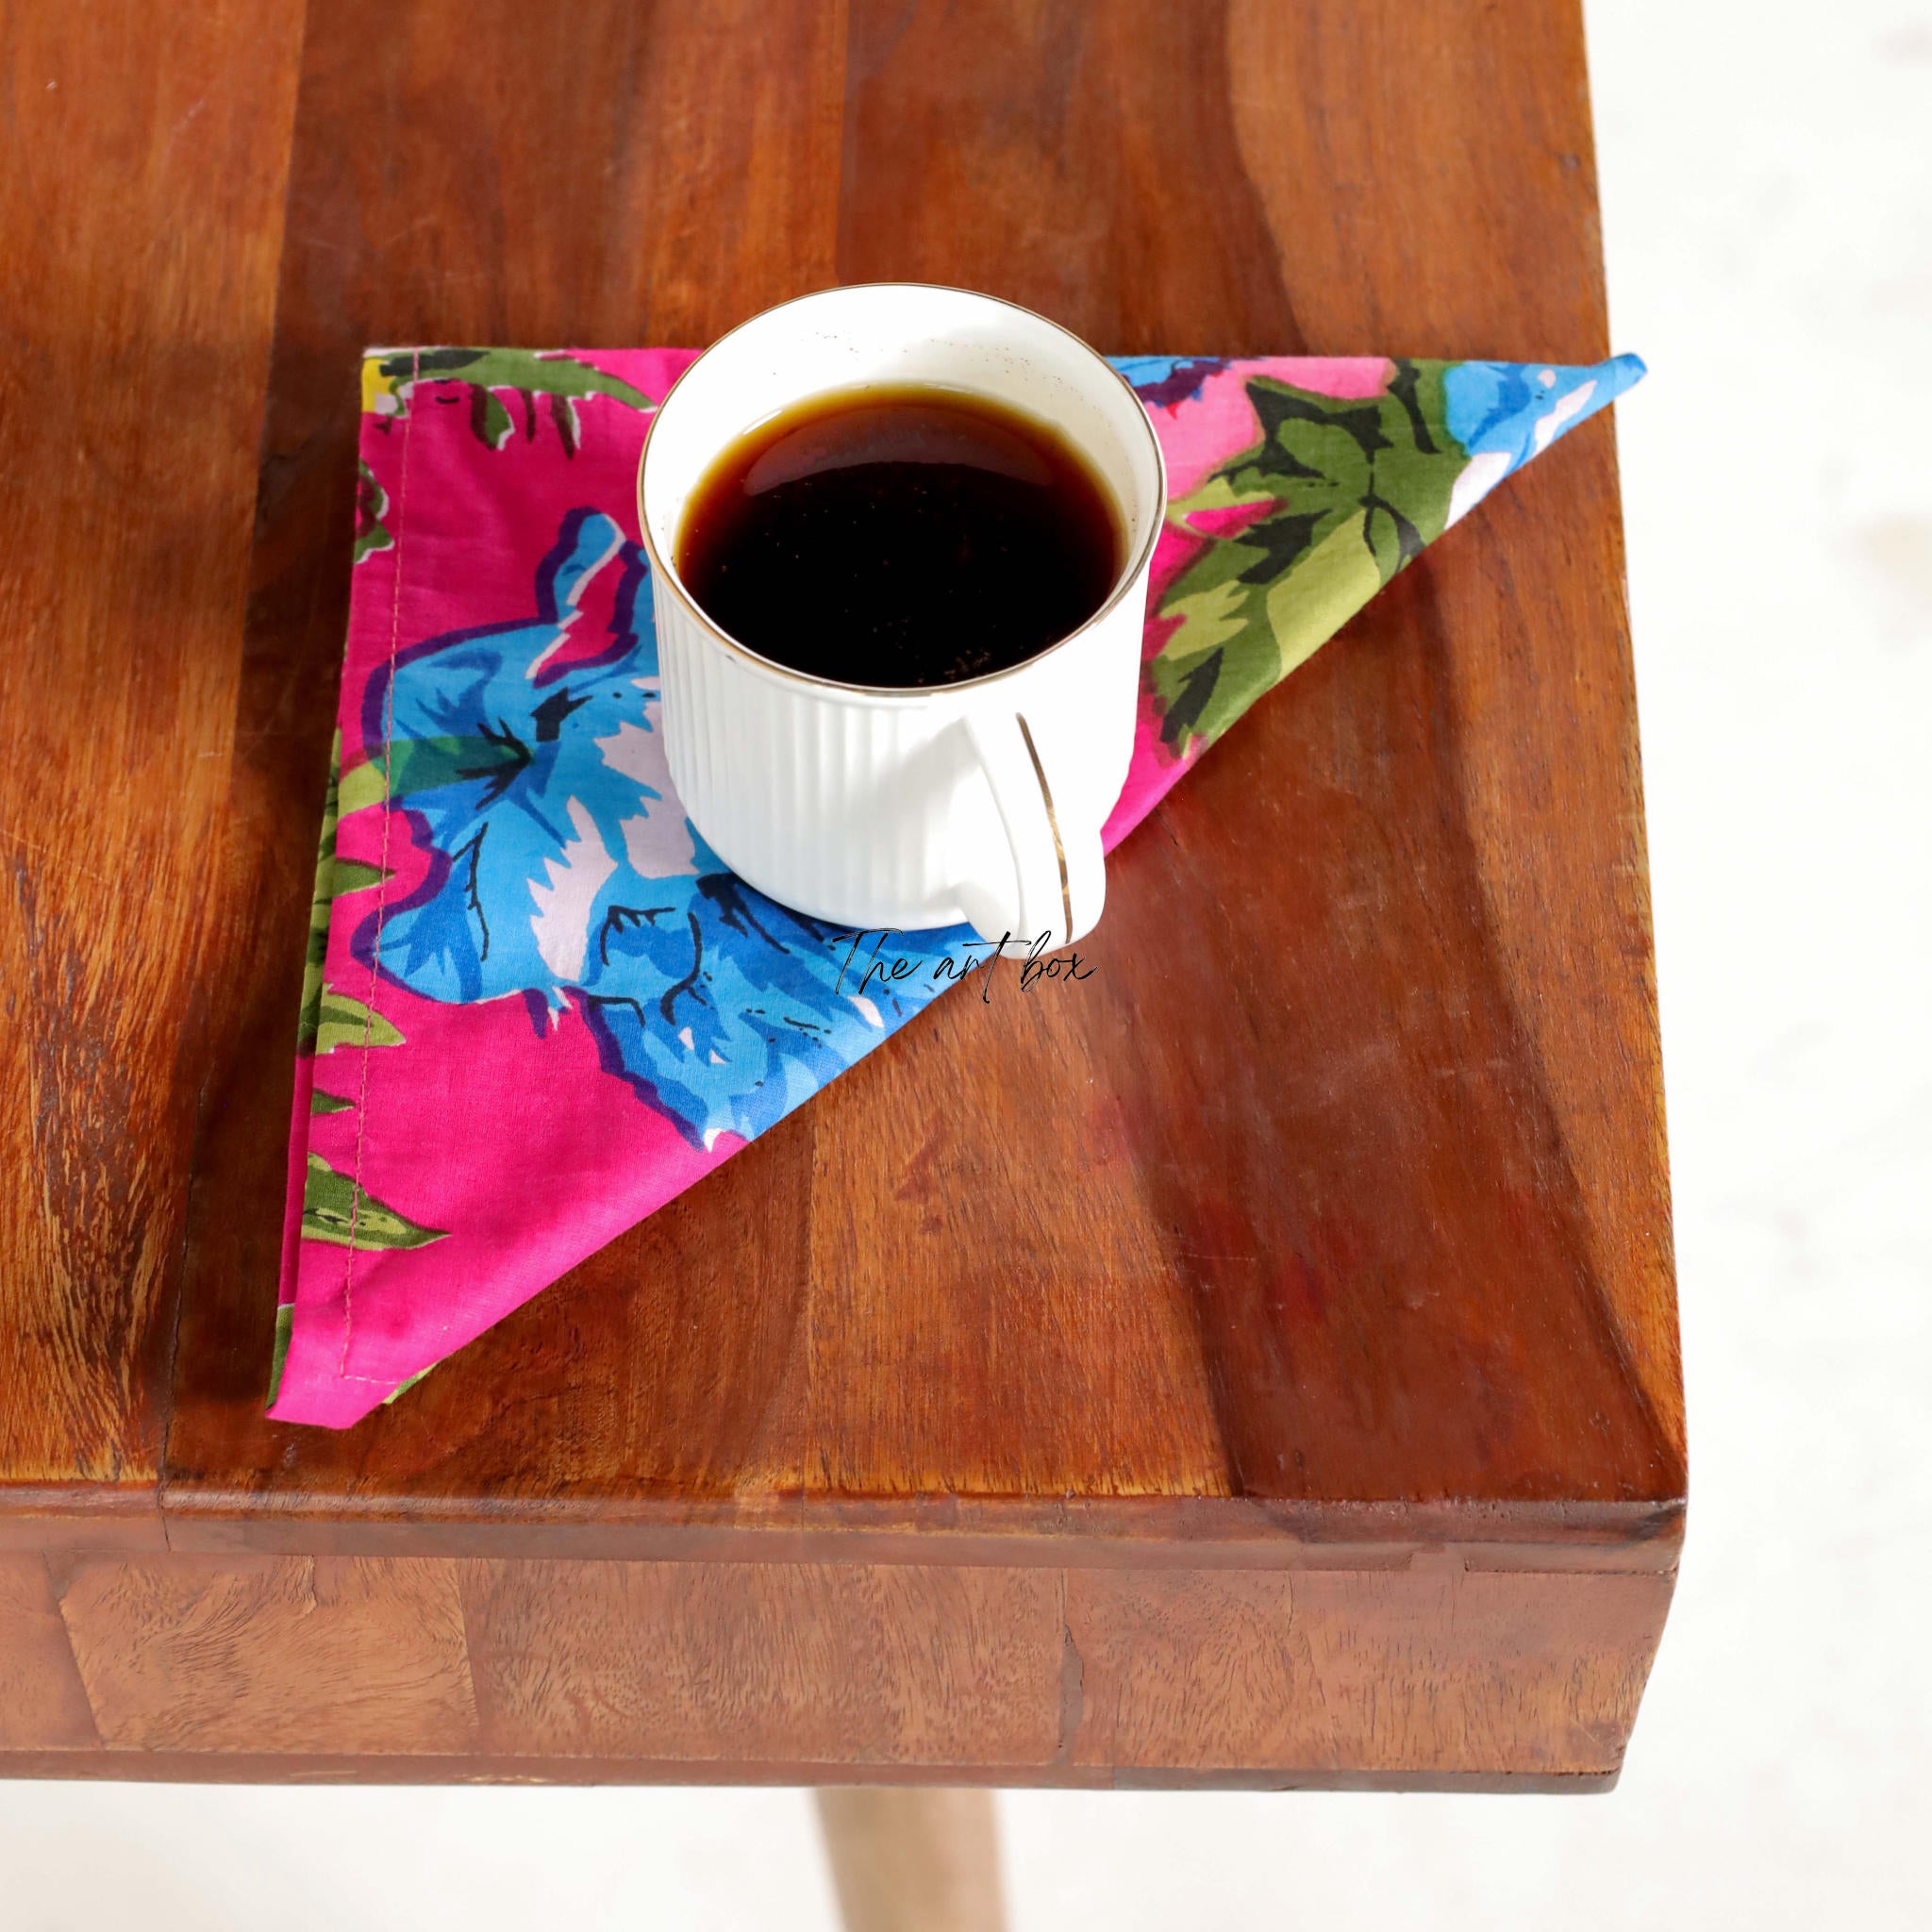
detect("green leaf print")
(310, 1090), (355, 1115)
(267, 1302), (293, 1406)
(298, 733), (394, 1054)
(297, 737), (344, 1053)
(1151, 361), (1465, 755)
(301, 1154), (447, 1251)
(382, 1361), (439, 1406)
(335, 758), (389, 816)
(313, 989), (404, 1058)
(389, 730), (530, 802)
(471, 386), (515, 450)
(352, 460), (394, 564)
(330, 858), (387, 894)
(368, 346), (651, 456)
(330, 732), (534, 822)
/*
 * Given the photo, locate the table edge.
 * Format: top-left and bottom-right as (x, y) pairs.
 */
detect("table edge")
(0, 1750), (1626, 1793)
(0, 1482), (1683, 1568)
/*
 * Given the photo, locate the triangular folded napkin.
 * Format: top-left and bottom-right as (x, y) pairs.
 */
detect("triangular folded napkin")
(272, 344), (1642, 1425)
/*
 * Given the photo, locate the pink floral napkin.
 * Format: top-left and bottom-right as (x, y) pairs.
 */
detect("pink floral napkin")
(273, 343), (1642, 1425)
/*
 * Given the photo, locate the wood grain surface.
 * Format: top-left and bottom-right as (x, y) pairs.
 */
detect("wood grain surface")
(0, 0), (1683, 1786)
(5, 1550), (1671, 1784)
(0, 0), (304, 1498)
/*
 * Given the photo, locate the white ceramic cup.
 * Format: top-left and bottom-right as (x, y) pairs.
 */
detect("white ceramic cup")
(637, 284), (1166, 952)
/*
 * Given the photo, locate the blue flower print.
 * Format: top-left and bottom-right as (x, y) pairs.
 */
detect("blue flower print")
(1441, 353), (1646, 522)
(357, 509), (953, 1149)
(1114, 355), (1229, 408)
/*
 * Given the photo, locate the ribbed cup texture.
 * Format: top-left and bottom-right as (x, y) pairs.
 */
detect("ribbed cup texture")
(657, 590), (965, 929)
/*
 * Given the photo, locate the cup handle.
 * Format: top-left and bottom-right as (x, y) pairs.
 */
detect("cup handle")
(956, 710), (1105, 955)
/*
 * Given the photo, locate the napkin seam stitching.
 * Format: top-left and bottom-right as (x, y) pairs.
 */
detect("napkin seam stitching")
(339, 349), (416, 1379)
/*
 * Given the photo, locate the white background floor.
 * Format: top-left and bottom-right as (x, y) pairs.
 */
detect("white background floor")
(8, 3), (1928, 1924)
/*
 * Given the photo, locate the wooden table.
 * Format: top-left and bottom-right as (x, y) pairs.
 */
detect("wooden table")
(1, 0), (1682, 1798)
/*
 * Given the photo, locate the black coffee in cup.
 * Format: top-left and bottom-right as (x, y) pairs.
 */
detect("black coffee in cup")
(674, 384), (1123, 690)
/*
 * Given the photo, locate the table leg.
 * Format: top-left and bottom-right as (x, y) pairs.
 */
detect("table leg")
(814, 1787), (1008, 1932)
